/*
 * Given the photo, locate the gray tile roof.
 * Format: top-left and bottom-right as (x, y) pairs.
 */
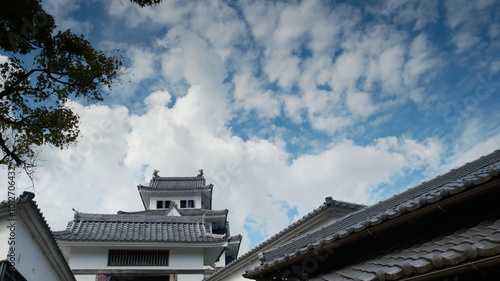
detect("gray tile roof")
(54, 212), (231, 243)
(118, 208), (228, 217)
(310, 219), (500, 281)
(144, 176), (207, 189)
(247, 149), (500, 275)
(204, 199), (365, 281)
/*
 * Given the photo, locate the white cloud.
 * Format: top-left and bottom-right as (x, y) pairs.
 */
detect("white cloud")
(144, 90), (171, 108)
(42, 0), (81, 22)
(403, 33), (441, 86)
(128, 46), (157, 83)
(450, 32), (481, 54)
(444, 0), (496, 30)
(309, 115), (352, 135)
(444, 0), (497, 56)
(233, 70), (281, 118)
(10, 102), (138, 231)
(346, 91), (377, 118)
(445, 116), (500, 170)
(489, 24), (500, 39)
(263, 52), (300, 90)
(378, 0), (439, 31)
(60, 18), (93, 34)
(366, 45), (405, 92)
(3, 0), (497, 256)
(0, 90), (460, 254)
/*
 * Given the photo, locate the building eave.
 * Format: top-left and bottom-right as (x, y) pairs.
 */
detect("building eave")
(1, 193), (76, 281)
(56, 240), (233, 248)
(244, 150), (500, 279)
(205, 198), (363, 281)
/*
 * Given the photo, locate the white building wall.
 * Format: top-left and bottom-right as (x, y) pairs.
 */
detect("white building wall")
(150, 194), (203, 210)
(216, 259), (260, 281)
(0, 217), (11, 258)
(214, 250), (225, 267)
(181, 274), (205, 281)
(67, 246), (203, 269)
(72, 274), (95, 281)
(0, 212), (65, 281)
(64, 245), (205, 281)
(73, 274), (205, 281)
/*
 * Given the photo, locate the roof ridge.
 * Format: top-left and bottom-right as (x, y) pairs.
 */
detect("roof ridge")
(153, 176), (205, 180)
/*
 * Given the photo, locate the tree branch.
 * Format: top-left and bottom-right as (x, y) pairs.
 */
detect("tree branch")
(0, 114), (18, 124)
(0, 68), (47, 99)
(0, 132), (23, 166)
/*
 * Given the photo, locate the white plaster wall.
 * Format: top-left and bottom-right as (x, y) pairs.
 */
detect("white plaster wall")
(73, 274), (203, 281)
(217, 259), (260, 281)
(0, 212), (65, 281)
(74, 274), (96, 281)
(0, 216), (11, 258)
(179, 274), (204, 281)
(69, 246), (203, 269)
(214, 250), (225, 267)
(150, 194), (202, 210)
(67, 244), (204, 281)
(169, 247), (203, 268)
(68, 246), (108, 269)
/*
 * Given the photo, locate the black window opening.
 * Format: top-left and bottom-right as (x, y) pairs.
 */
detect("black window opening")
(164, 200), (171, 208)
(98, 276), (170, 281)
(156, 200), (163, 209)
(156, 200), (172, 209)
(180, 200), (194, 208)
(108, 250), (169, 266)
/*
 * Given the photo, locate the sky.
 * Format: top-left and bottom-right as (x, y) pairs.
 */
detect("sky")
(1, 0), (500, 253)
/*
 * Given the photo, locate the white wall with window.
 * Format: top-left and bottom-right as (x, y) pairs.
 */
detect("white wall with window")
(64, 246), (203, 269)
(61, 245), (204, 281)
(150, 195), (202, 210)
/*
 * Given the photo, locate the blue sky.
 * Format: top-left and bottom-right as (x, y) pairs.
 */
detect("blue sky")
(1, 0), (500, 252)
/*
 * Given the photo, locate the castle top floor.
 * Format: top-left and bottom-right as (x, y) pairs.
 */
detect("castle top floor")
(137, 169), (213, 210)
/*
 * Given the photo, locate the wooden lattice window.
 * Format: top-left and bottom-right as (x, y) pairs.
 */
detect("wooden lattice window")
(108, 250), (169, 266)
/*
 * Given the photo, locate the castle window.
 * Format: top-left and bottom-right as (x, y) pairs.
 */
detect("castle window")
(180, 200), (195, 208)
(156, 200), (164, 209)
(108, 250), (169, 266)
(164, 200), (171, 208)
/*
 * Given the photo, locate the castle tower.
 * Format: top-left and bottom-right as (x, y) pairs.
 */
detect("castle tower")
(55, 170), (242, 281)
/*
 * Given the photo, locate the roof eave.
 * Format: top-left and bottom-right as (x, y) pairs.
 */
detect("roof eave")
(244, 176), (500, 279)
(9, 195), (77, 281)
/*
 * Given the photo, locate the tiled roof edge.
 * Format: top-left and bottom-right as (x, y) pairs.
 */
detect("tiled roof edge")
(325, 197), (366, 210)
(0, 192), (76, 281)
(138, 185), (213, 191)
(204, 197), (364, 281)
(72, 212), (206, 223)
(117, 208), (228, 216)
(246, 150), (500, 275)
(153, 176), (205, 180)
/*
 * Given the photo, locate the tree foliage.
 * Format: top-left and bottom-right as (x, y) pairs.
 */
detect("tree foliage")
(0, 0), (123, 168)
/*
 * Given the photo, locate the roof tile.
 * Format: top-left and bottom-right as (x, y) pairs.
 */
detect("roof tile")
(54, 212), (231, 243)
(250, 151), (500, 268)
(473, 239), (500, 256)
(310, 219), (500, 280)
